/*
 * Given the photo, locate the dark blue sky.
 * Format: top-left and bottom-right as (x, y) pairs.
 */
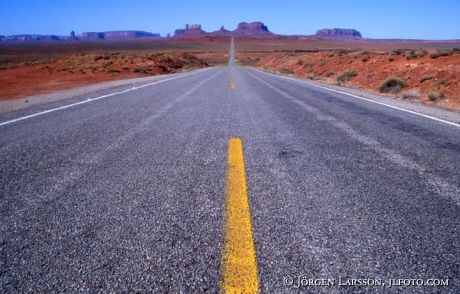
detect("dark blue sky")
(1, 0), (459, 40)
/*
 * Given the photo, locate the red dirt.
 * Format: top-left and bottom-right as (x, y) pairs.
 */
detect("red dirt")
(1, 37), (460, 113)
(0, 52), (208, 100)
(251, 51), (460, 111)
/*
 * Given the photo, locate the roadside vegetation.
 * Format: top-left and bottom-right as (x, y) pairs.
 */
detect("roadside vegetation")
(336, 70), (358, 83)
(378, 77), (407, 93)
(252, 45), (459, 108)
(428, 91), (445, 101)
(280, 68), (294, 74)
(324, 70), (334, 77)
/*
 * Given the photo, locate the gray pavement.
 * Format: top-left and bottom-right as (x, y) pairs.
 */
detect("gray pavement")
(1, 39), (459, 293)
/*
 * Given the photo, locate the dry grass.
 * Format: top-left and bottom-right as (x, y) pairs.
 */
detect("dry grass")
(336, 70), (358, 82)
(378, 77), (407, 93)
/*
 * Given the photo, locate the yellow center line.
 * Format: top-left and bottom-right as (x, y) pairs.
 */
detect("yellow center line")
(220, 138), (259, 293)
(231, 83), (235, 89)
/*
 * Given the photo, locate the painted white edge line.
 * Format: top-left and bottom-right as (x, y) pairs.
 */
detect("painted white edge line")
(253, 68), (460, 128)
(0, 68), (212, 127)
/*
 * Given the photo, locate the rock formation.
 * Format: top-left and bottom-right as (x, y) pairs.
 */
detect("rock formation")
(80, 32), (104, 39)
(80, 31), (161, 40)
(103, 31), (160, 39)
(211, 26), (232, 35)
(174, 29), (186, 36)
(1, 35), (61, 42)
(315, 28), (362, 39)
(1, 23), (365, 42)
(174, 21), (274, 37)
(174, 24), (206, 37)
(68, 31), (79, 41)
(231, 22), (274, 36)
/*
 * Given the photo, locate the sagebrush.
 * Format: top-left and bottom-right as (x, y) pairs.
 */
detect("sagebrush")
(336, 70), (358, 82)
(378, 77), (407, 93)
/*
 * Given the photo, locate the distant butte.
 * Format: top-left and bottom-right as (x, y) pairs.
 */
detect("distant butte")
(315, 28), (362, 39)
(0, 22), (364, 42)
(173, 21), (275, 37)
(174, 24), (206, 37)
(68, 31), (79, 41)
(80, 30), (161, 40)
(1, 34), (61, 42)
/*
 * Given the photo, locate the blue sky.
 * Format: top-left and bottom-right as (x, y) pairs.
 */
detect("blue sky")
(1, 0), (459, 40)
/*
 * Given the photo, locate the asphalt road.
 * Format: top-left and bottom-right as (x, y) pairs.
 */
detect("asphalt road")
(1, 39), (459, 293)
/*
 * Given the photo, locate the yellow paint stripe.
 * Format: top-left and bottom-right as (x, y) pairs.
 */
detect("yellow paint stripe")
(220, 138), (258, 293)
(231, 83), (235, 89)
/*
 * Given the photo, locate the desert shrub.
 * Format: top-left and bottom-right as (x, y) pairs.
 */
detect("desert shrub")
(436, 77), (448, 86)
(437, 49), (451, 56)
(362, 50), (370, 54)
(303, 62), (314, 68)
(297, 59), (303, 65)
(179, 57), (190, 64)
(389, 57), (395, 62)
(336, 70), (358, 82)
(414, 50), (428, 58)
(428, 91), (445, 101)
(420, 75), (434, 83)
(324, 70), (335, 77)
(103, 55), (110, 60)
(144, 53), (155, 60)
(280, 68), (294, 74)
(107, 68), (120, 73)
(122, 66), (129, 71)
(307, 73), (315, 79)
(378, 77), (407, 93)
(362, 56), (370, 62)
(405, 52), (415, 60)
(132, 67), (148, 73)
(390, 49), (404, 55)
(93, 56), (103, 61)
(102, 60), (113, 67)
(366, 73), (375, 79)
(430, 52), (440, 59)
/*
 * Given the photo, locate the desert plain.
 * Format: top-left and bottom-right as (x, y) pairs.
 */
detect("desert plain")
(1, 35), (460, 111)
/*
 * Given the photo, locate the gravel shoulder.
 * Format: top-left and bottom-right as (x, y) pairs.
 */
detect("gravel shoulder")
(0, 72), (189, 114)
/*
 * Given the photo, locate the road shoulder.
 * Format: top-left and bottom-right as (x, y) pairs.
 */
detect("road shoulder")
(252, 67), (460, 125)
